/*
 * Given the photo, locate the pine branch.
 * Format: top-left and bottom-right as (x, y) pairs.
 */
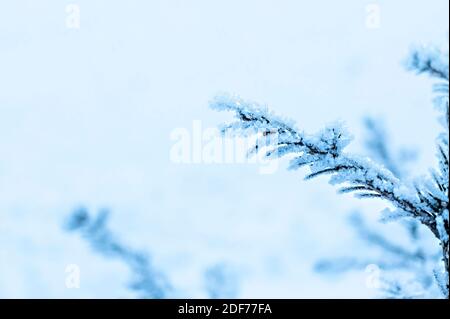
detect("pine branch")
(407, 46), (449, 81)
(210, 44), (449, 295)
(65, 208), (171, 298)
(210, 94), (438, 229)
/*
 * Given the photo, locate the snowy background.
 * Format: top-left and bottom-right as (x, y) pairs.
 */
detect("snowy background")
(0, 0), (448, 298)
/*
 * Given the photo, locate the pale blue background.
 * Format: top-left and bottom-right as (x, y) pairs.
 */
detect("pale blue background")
(0, 0), (448, 298)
